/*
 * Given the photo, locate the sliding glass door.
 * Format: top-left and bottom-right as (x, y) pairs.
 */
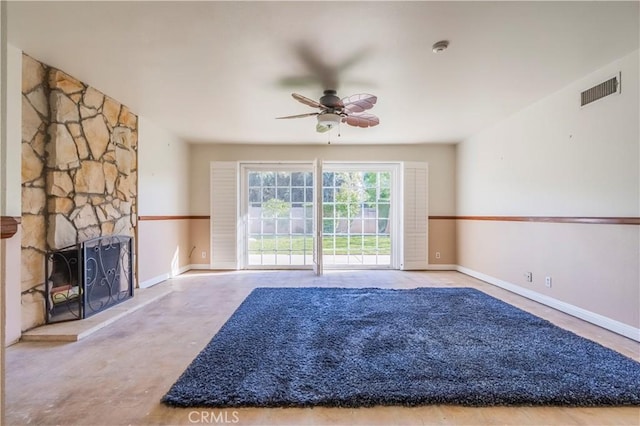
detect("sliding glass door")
(241, 162), (399, 270)
(243, 164), (315, 268)
(321, 164), (398, 268)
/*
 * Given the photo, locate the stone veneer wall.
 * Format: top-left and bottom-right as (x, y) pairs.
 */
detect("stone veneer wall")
(21, 53), (138, 330)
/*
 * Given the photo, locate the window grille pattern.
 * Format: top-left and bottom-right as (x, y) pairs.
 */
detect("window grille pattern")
(247, 170), (314, 266)
(321, 171), (391, 267)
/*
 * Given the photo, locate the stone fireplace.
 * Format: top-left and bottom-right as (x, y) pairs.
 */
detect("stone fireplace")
(21, 53), (138, 330)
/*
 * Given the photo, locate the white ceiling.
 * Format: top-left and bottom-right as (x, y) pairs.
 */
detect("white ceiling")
(7, 1), (639, 145)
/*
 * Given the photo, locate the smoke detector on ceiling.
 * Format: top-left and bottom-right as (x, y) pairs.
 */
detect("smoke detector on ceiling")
(432, 40), (449, 53)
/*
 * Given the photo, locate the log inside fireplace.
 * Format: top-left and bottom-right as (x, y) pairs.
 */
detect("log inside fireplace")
(45, 235), (134, 323)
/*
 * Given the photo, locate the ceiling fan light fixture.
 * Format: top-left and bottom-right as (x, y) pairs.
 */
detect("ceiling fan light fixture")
(317, 113), (341, 129)
(280, 91), (379, 133)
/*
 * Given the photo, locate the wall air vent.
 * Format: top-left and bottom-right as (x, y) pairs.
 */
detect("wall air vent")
(581, 73), (621, 107)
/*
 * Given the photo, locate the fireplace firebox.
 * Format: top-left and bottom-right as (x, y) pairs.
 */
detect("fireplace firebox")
(45, 235), (134, 323)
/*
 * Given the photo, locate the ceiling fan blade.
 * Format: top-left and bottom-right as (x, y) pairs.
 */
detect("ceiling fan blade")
(342, 113), (380, 128)
(277, 75), (320, 88)
(276, 112), (319, 119)
(278, 42), (375, 90)
(342, 94), (377, 114)
(336, 46), (372, 73)
(295, 42), (339, 90)
(316, 123), (330, 133)
(292, 93), (323, 109)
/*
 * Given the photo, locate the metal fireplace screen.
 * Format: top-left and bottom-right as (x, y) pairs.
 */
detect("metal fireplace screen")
(46, 235), (134, 323)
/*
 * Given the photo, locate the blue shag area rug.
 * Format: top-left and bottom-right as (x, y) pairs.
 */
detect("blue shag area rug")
(162, 287), (640, 408)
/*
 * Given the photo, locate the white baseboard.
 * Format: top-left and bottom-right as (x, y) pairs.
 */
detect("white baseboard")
(139, 262), (639, 341)
(187, 264), (211, 270)
(426, 264), (457, 271)
(139, 273), (170, 289)
(138, 264), (200, 289)
(457, 266), (640, 342)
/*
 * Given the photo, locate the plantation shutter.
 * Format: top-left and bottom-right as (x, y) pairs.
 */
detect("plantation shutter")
(210, 161), (239, 269)
(401, 162), (428, 270)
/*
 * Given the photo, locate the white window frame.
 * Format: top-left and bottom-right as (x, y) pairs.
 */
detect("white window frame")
(209, 160), (428, 271)
(239, 161), (314, 270)
(322, 162), (402, 269)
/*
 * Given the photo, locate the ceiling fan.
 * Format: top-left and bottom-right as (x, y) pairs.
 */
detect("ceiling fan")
(276, 90), (379, 133)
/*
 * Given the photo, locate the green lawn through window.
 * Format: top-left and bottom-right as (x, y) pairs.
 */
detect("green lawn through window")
(249, 235), (391, 255)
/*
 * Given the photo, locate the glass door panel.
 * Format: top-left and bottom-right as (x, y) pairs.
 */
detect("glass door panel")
(321, 168), (393, 268)
(246, 167), (314, 267)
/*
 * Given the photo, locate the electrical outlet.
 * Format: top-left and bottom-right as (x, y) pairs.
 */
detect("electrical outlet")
(525, 272), (533, 282)
(435, 252), (441, 259)
(545, 276), (552, 288)
(201, 251), (206, 259)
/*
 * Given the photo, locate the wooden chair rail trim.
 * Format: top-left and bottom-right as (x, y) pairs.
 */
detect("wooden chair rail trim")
(429, 216), (639, 225)
(1, 216), (22, 239)
(137, 215), (639, 225)
(137, 215), (210, 221)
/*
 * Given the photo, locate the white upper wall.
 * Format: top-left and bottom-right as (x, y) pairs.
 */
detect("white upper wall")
(457, 50), (639, 217)
(137, 116), (190, 216)
(189, 144), (456, 216)
(2, 44), (21, 216)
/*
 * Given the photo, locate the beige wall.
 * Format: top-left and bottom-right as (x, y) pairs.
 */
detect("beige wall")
(458, 220), (639, 328)
(137, 219), (191, 287)
(4, 45), (20, 216)
(189, 143), (457, 266)
(137, 117), (192, 285)
(2, 231), (21, 345)
(4, 43), (22, 345)
(429, 218), (456, 265)
(189, 143), (457, 215)
(189, 218), (210, 266)
(138, 117), (190, 216)
(457, 50), (639, 332)
(457, 51), (638, 216)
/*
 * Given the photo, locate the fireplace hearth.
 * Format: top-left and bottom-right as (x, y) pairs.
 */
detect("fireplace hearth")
(45, 235), (134, 323)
